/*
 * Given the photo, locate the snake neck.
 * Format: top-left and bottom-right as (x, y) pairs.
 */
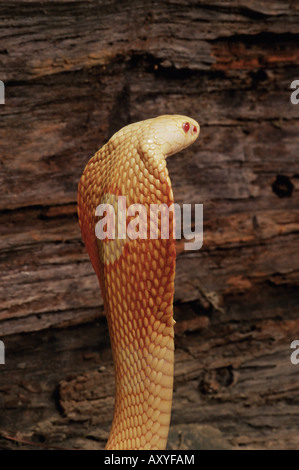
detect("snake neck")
(101, 234), (175, 450)
(106, 309), (174, 450)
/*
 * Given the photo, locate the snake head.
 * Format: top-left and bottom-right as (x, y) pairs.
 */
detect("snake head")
(143, 114), (200, 158)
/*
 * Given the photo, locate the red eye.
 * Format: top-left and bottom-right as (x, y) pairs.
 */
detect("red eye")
(182, 122), (190, 133)
(193, 126), (197, 133)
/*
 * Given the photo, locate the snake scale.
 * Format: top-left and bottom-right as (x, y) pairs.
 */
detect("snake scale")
(78, 115), (199, 450)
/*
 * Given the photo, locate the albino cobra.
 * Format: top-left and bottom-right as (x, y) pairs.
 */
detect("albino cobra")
(77, 114), (199, 450)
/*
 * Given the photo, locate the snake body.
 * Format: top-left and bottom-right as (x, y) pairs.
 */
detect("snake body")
(78, 115), (199, 450)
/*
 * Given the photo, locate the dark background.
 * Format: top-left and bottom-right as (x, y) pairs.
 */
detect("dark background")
(0, 0), (298, 450)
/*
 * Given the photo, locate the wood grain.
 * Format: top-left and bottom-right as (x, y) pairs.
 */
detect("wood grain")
(0, 0), (298, 450)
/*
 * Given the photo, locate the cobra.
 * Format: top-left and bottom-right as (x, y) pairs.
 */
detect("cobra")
(77, 115), (199, 450)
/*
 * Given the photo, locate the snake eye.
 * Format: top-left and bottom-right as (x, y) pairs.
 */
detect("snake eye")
(182, 122), (190, 133)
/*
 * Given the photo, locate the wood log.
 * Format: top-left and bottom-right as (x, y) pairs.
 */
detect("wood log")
(0, 0), (299, 450)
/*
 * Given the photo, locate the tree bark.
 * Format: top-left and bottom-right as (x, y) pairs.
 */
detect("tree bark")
(0, 0), (299, 450)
